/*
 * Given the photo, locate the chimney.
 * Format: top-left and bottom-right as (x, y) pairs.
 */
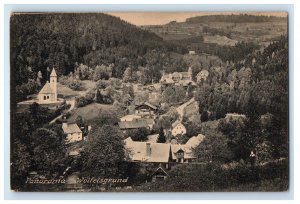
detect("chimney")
(146, 143), (151, 157)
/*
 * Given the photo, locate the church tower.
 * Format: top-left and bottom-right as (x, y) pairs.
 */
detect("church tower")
(50, 68), (57, 102)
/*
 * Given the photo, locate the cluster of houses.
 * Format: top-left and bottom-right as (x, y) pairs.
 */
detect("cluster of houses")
(160, 66), (210, 86)
(123, 134), (205, 165)
(160, 67), (196, 87)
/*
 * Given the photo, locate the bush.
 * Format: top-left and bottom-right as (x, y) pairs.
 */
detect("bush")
(15, 80), (39, 102)
(59, 75), (83, 91)
(76, 96), (93, 108)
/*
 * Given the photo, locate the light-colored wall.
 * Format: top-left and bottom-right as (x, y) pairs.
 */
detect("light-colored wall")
(38, 93), (55, 102)
(172, 124), (187, 136)
(66, 132), (82, 143)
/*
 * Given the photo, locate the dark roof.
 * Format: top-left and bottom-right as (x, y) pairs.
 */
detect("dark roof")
(135, 102), (158, 110)
(118, 120), (148, 129)
(151, 167), (169, 177)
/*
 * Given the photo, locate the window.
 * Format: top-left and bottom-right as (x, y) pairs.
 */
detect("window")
(47, 96), (49, 99)
(53, 80), (54, 82)
(44, 96), (46, 100)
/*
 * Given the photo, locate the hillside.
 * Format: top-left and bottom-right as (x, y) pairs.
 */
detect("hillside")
(10, 13), (187, 86)
(141, 14), (287, 47)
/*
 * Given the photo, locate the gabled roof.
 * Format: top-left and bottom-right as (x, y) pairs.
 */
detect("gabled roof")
(118, 120), (148, 129)
(50, 68), (57, 77)
(62, 123), (82, 134)
(124, 139), (171, 163)
(170, 144), (196, 159)
(135, 102), (158, 110)
(39, 81), (53, 94)
(172, 121), (184, 129)
(151, 167), (169, 177)
(185, 134), (205, 149)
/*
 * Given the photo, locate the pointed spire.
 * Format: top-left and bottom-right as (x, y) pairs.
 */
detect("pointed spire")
(50, 68), (57, 77)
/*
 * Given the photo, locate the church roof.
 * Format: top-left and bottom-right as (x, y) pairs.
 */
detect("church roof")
(39, 81), (53, 94)
(50, 68), (57, 77)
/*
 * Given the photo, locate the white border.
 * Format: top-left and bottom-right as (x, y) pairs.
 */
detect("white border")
(1, 0), (299, 202)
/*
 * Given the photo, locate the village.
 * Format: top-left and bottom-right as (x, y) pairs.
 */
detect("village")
(16, 62), (251, 190)
(11, 13), (288, 192)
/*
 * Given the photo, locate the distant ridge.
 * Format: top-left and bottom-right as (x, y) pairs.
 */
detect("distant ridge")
(186, 14), (287, 23)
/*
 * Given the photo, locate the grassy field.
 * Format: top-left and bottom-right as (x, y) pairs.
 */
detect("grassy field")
(58, 80), (97, 98)
(68, 102), (118, 122)
(58, 83), (82, 98)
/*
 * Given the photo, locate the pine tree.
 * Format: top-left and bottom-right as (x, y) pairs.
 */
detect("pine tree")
(95, 89), (103, 103)
(157, 127), (166, 143)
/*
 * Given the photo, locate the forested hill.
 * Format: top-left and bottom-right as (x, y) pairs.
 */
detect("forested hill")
(10, 13), (187, 86)
(186, 14), (287, 24)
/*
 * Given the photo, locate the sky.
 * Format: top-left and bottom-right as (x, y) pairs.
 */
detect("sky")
(106, 12), (288, 26)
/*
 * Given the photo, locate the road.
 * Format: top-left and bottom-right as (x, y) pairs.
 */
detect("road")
(49, 99), (76, 124)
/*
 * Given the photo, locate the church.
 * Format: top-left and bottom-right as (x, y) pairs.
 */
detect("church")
(38, 68), (58, 103)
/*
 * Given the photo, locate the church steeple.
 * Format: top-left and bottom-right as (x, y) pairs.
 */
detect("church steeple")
(50, 68), (57, 102)
(50, 68), (57, 77)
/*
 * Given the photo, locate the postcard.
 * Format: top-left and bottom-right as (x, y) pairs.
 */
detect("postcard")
(10, 12), (289, 192)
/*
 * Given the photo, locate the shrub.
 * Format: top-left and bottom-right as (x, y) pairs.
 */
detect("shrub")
(76, 96), (93, 108)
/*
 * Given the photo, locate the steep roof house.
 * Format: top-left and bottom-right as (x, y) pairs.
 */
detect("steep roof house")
(123, 134), (205, 164)
(171, 121), (187, 137)
(62, 123), (83, 144)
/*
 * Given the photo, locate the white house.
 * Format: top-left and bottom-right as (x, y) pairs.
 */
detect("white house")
(120, 114), (142, 122)
(62, 123), (83, 144)
(225, 113), (246, 122)
(38, 68), (58, 103)
(189, 50), (196, 55)
(171, 121), (187, 137)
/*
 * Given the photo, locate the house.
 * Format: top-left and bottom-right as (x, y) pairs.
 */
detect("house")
(124, 135), (205, 164)
(118, 118), (155, 132)
(135, 102), (158, 117)
(62, 123), (83, 144)
(171, 121), (187, 137)
(225, 113), (246, 122)
(124, 138), (171, 163)
(120, 114), (142, 122)
(150, 167), (169, 182)
(196, 70), (209, 82)
(160, 67), (194, 87)
(170, 145), (195, 163)
(189, 50), (196, 55)
(38, 68), (58, 103)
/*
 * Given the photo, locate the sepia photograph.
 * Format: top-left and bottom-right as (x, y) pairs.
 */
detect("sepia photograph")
(10, 11), (289, 192)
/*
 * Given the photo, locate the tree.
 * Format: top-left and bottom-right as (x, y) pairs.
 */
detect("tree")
(200, 110), (209, 122)
(81, 125), (126, 177)
(122, 67), (132, 83)
(195, 130), (233, 163)
(36, 70), (43, 86)
(129, 128), (150, 142)
(95, 89), (103, 103)
(157, 127), (166, 143)
(11, 138), (31, 189)
(30, 128), (66, 174)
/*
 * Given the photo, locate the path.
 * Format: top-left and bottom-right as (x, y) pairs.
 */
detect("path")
(49, 99), (76, 124)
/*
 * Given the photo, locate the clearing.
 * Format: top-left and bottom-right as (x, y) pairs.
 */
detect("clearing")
(68, 103), (118, 122)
